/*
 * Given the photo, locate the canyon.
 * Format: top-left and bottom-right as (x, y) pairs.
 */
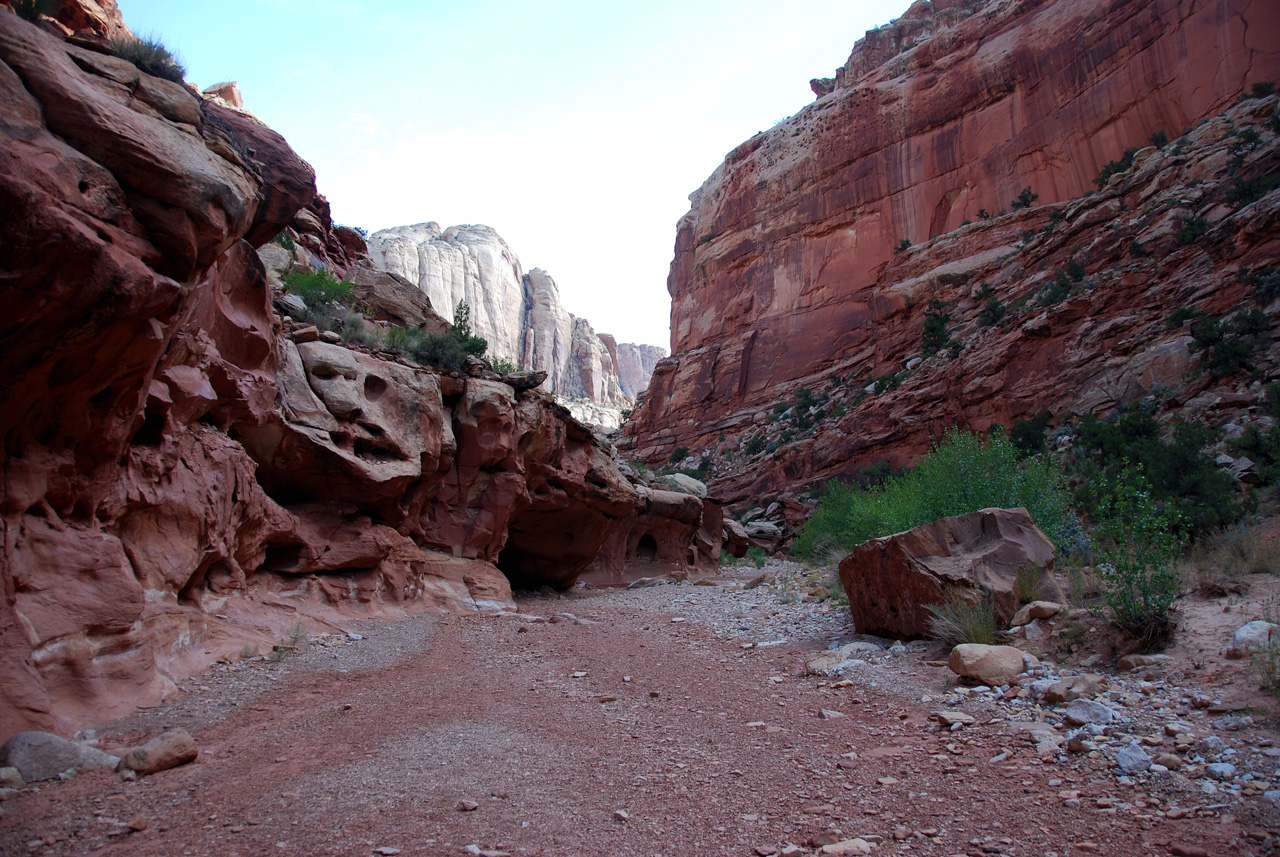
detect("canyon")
(0, 7), (712, 741)
(621, 0), (1280, 529)
(367, 222), (664, 429)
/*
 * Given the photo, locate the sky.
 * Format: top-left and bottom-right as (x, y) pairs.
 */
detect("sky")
(118, 1), (892, 349)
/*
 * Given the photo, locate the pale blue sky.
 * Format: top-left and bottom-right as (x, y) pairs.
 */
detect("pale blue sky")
(119, 1), (892, 347)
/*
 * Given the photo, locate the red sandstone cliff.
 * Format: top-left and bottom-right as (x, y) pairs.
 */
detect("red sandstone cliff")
(621, 0), (1280, 515)
(0, 9), (718, 742)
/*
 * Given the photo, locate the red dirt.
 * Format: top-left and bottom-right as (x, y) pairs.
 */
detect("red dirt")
(1, 566), (1277, 857)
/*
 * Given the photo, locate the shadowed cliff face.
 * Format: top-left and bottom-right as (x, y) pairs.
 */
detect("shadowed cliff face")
(621, 0), (1280, 512)
(0, 11), (717, 742)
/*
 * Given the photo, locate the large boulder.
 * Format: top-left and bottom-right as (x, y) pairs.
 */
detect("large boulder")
(837, 508), (1061, 638)
(0, 731), (119, 781)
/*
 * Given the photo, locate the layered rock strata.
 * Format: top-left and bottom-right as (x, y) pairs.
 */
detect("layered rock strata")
(622, 0), (1280, 513)
(368, 223), (664, 426)
(0, 11), (715, 742)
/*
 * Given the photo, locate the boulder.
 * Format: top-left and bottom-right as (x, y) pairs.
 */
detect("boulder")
(1226, 620), (1278, 659)
(948, 644), (1036, 686)
(839, 508), (1060, 638)
(660, 473), (708, 498)
(722, 518), (751, 558)
(1010, 601), (1062, 627)
(118, 729), (197, 775)
(0, 732), (119, 781)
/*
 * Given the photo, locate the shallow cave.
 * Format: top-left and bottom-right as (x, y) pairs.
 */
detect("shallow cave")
(497, 508), (611, 590)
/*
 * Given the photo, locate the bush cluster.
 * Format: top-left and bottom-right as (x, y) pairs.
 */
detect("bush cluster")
(107, 34), (186, 83)
(793, 428), (1077, 559)
(1094, 147), (1139, 188)
(1072, 410), (1238, 538)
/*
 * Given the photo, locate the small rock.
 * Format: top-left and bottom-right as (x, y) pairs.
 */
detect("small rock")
(1205, 762), (1237, 780)
(0, 767), (21, 788)
(373, 848), (402, 856)
(613, 809), (631, 822)
(1063, 699), (1115, 727)
(1044, 674), (1107, 704)
(1010, 601), (1063, 626)
(118, 729), (197, 776)
(456, 800), (480, 812)
(820, 839), (874, 856)
(1154, 753), (1182, 770)
(318, 330), (342, 344)
(948, 644), (1037, 686)
(1117, 653), (1173, 671)
(126, 816), (148, 832)
(291, 324), (319, 343)
(1116, 743), (1151, 774)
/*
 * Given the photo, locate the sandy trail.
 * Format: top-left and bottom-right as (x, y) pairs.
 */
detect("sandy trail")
(0, 570), (1270, 857)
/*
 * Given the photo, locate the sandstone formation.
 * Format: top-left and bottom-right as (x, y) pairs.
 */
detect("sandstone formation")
(368, 223), (665, 426)
(621, 0), (1280, 515)
(616, 343), (666, 400)
(838, 508), (1060, 638)
(0, 10), (717, 743)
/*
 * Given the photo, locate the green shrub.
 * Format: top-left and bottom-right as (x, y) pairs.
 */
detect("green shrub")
(1187, 309), (1268, 377)
(1251, 81), (1277, 99)
(394, 300), (487, 371)
(921, 299), (950, 356)
(271, 230), (296, 253)
(872, 371), (908, 394)
(977, 296), (1005, 326)
(11, 0), (59, 22)
(1094, 147), (1139, 188)
(1073, 412), (1238, 538)
(668, 446), (690, 465)
(1064, 257), (1086, 282)
(490, 356), (520, 374)
(977, 209), (990, 220)
(1225, 173), (1280, 207)
(745, 434), (765, 455)
(282, 269), (354, 308)
(1149, 130), (1169, 148)
(1128, 239), (1148, 258)
(1090, 467), (1182, 647)
(1010, 410), (1053, 458)
(793, 428), (1077, 558)
(1240, 266), (1280, 302)
(894, 238), (911, 253)
(745, 546), (766, 569)
(339, 313), (381, 349)
(927, 594), (998, 647)
(107, 33), (186, 83)
(1174, 216), (1208, 245)
(1010, 186), (1038, 210)
(1038, 271), (1072, 305)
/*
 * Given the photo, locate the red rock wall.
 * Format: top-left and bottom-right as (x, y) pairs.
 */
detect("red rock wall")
(0, 12), (719, 742)
(622, 0), (1280, 505)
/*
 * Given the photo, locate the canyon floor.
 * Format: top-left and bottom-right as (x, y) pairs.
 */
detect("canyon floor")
(3, 564), (1280, 857)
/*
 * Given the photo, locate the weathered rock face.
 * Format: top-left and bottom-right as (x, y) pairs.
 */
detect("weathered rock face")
(616, 343), (666, 400)
(838, 508), (1060, 639)
(621, 0), (1280, 509)
(0, 11), (718, 743)
(367, 224), (663, 425)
